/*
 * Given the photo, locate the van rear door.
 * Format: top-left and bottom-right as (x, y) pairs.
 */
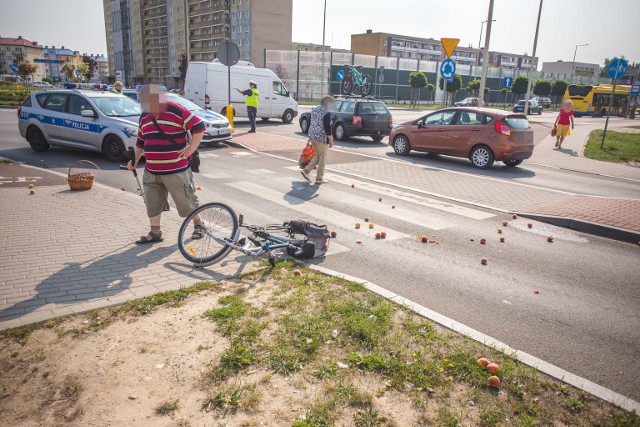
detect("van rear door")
(185, 63), (207, 108)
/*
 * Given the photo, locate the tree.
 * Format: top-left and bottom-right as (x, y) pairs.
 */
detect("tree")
(61, 62), (76, 80)
(500, 87), (509, 106)
(426, 83), (435, 103)
(439, 73), (462, 106)
(533, 79), (552, 97)
(81, 54), (98, 80)
(511, 75), (529, 96)
(76, 63), (89, 82)
(551, 79), (569, 106)
(42, 77), (54, 84)
(178, 53), (188, 86)
(17, 61), (37, 82)
(466, 79), (481, 96)
(408, 71), (428, 108)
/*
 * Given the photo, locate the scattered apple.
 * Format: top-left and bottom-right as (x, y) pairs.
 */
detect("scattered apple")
(421, 236), (428, 243)
(356, 239), (363, 244)
(512, 214), (518, 219)
(488, 376), (501, 388)
(351, 184), (355, 188)
(477, 357), (490, 368)
(534, 289), (540, 294)
(480, 238), (486, 245)
(355, 223), (361, 229)
(375, 232), (381, 239)
(547, 236), (554, 243)
(28, 183), (34, 189)
(380, 232), (387, 239)
(196, 186), (204, 190)
(392, 205), (396, 209)
(481, 258), (488, 265)
(502, 221), (509, 226)
(527, 223), (533, 228)
(499, 237), (505, 243)
(497, 228), (503, 234)
(364, 217), (369, 222)
(470, 238), (475, 242)
(378, 197), (382, 202)
(486, 363), (500, 374)
(121, 187), (126, 191)
(369, 223), (374, 229)
(293, 269), (301, 276)
(331, 231), (337, 238)
(29, 189), (35, 195)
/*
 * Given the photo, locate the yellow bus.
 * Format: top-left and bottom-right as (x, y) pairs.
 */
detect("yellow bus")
(564, 84), (631, 117)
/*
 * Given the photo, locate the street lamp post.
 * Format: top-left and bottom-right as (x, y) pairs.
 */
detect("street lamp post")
(320, 0), (327, 99)
(475, 19), (495, 80)
(478, 0), (495, 107)
(523, 0), (543, 119)
(570, 43), (589, 84)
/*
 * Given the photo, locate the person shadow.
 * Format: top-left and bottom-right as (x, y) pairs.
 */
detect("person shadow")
(284, 181), (320, 205)
(0, 243), (177, 322)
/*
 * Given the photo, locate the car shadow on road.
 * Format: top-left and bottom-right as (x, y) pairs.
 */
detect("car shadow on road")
(0, 146), (123, 171)
(0, 243), (177, 322)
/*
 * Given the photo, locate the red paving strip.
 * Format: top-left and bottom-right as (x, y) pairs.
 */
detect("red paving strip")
(522, 196), (640, 233)
(232, 130), (305, 152)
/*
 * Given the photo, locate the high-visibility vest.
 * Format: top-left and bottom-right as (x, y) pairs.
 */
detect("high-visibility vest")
(245, 88), (259, 108)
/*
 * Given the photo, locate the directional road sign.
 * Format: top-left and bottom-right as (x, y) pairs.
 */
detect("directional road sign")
(503, 76), (513, 88)
(10, 64), (18, 73)
(440, 58), (456, 83)
(336, 70), (345, 81)
(440, 38), (460, 59)
(632, 84), (640, 95)
(75, 69), (82, 77)
(607, 58), (628, 79)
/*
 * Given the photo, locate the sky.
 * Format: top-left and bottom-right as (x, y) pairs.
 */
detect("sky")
(0, 0), (638, 67)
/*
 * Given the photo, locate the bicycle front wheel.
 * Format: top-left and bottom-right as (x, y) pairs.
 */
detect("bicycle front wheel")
(361, 75), (373, 97)
(178, 202), (239, 266)
(341, 78), (353, 95)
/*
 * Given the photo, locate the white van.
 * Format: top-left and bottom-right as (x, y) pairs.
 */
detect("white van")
(184, 60), (298, 123)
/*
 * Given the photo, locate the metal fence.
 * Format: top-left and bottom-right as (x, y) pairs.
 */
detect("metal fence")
(265, 49), (610, 104)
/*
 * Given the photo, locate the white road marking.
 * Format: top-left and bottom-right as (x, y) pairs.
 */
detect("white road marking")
(200, 172), (231, 179)
(284, 166), (494, 220)
(231, 151), (255, 158)
(246, 169), (275, 175)
(226, 181), (409, 241)
(199, 153), (219, 158)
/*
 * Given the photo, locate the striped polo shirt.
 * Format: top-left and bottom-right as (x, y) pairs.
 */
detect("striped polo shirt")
(136, 101), (205, 175)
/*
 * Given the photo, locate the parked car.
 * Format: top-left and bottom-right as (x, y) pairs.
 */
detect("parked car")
(389, 107), (534, 169)
(531, 96), (551, 108)
(455, 97), (479, 107)
(513, 99), (543, 115)
(32, 81), (53, 88)
(17, 89), (141, 161)
(165, 93), (232, 144)
(122, 88), (139, 102)
(299, 97), (392, 142)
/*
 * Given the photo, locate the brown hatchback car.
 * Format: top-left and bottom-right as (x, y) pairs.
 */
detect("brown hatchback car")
(389, 107), (534, 169)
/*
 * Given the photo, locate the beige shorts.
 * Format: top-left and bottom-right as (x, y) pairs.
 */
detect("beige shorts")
(143, 169), (199, 218)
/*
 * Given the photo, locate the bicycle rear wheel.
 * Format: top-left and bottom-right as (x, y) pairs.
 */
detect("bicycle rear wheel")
(361, 75), (373, 97)
(178, 202), (239, 266)
(341, 78), (353, 95)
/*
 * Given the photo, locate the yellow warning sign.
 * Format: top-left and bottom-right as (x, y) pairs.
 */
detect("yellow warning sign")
(440, 38), (460, 58)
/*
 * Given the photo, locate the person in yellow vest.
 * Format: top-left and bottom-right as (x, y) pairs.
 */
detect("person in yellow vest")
(236, 80), (259, 133)
(111, 81), (123, 94)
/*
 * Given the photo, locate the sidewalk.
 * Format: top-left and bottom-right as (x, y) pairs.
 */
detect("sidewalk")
(0, 162), (258, 331)
(232, 131), (640, 242)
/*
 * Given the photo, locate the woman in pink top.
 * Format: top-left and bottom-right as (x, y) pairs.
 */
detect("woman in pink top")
(554, 100), (575, 148)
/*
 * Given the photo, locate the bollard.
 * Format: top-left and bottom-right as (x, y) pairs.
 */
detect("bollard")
(226, 104), (234, 133)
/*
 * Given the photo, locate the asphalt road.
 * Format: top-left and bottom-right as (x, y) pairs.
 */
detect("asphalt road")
(1, 109), (639, 401)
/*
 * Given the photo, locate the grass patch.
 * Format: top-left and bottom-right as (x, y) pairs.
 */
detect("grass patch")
(584, 129), (640, 163)
(155, 399), (179, 416)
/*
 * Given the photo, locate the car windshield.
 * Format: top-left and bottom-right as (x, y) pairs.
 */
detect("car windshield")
(89, 95), (141, 117)
(503, 116), (531, 130)
(516, 100), (526, 105)
(167, 94), (204, 112)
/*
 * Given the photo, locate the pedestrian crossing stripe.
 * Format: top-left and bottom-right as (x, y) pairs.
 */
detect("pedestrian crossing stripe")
(226, 181), (409, 241)
(200, 172), (231, 179)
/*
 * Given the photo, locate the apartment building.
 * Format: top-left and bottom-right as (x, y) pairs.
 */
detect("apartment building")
(103, 0), (292, 87)
(0, 36), (45, 80)
(41, 46), (83, 81)
(542, 60), (600, 77)
(351, 30), (538, 70)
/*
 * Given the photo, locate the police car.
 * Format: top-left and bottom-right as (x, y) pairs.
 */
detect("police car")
(18, 88), (141, 161)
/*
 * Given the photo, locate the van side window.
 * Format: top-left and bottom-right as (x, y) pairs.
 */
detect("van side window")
(273, 81), (288, 96)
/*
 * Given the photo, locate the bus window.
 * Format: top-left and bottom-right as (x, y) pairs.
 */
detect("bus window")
(568, 85), (592, 98)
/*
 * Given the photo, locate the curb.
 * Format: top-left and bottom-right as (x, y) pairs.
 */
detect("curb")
(0, 105), (18, 109)
(306, 264), (640, 414)
(517, 212), (640, 244)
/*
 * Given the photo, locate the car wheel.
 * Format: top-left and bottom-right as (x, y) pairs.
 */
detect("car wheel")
(282, 109), (294, 124)
(334, 123), (347, 141)
(470, 145), (494, 169)
(371, 135), (384, 143)
(300, 117), (309, 133)
(261, 117), (269, 121)
(504, 159), (523, 167)
(26, 126), (50, 152)
(103, 135), (127, 162)
(539, 108), (543, 115)
(392, 135), (411, 156)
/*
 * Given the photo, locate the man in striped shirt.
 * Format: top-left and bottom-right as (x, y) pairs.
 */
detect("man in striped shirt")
(127, 84), (206, 244)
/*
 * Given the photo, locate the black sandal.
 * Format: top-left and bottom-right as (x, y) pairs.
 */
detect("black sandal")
(135, 231), (163, 244)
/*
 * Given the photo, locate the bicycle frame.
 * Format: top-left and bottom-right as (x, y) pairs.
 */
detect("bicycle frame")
(349, 66), (365, 87)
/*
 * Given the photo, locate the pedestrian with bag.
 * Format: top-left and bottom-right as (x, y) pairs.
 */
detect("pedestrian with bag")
(301, 96), (334, 184)
(127, 84), (206, 244)
(236, 80), (259, 133)
(553, 100), (574, 149)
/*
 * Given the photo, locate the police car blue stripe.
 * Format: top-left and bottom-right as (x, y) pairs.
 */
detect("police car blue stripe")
(20, 112), (109, 134)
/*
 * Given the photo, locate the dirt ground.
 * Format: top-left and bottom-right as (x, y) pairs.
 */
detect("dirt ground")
(0, 266), (637, 427)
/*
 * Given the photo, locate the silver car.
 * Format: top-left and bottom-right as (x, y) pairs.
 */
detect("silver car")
(18, 89), (141, 161)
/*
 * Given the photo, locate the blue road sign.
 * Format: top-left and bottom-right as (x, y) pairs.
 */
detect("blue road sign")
(336, 70), (345, 81)
(75, 69), (82, 77)
(503, 76), (513, 87)
(10, 64), (18, 73)
(440, 58), (456, 83)
(607, 58), (628, 79)
(632, 84), (640, 95)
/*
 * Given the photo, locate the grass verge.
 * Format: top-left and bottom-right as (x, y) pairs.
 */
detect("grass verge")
(584, 129), (640, 163)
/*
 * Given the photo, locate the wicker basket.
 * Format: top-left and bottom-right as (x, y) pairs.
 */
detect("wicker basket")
(67, 160), (99, 191)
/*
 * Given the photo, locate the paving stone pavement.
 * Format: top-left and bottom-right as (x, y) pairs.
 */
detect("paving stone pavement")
(0, 176), (259, 331)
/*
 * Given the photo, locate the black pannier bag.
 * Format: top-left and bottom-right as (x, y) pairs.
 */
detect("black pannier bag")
(288, 220), (330, 259)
